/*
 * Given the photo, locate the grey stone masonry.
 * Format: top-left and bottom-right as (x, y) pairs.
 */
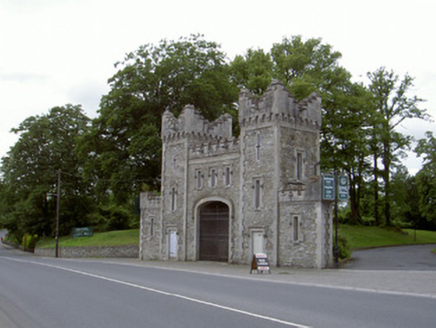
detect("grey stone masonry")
(34, 245), (139, 258)
(140, 80), (333, 268)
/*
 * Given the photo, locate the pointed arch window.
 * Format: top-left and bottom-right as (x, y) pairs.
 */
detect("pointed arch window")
(224, 166), (231, 187)
(210, 168), (217, 188)
(196, 170), (203, 189)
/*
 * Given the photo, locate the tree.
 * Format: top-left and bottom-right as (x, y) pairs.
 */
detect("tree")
(230, 48), (273, 95)
(322, 81), (374, 223)
(0, 105), (92, 238)
(76, 35), (239, 202)
(270, 35), (342, 99)
(415, 132), (436, 228)
(367, 67), (427, 225)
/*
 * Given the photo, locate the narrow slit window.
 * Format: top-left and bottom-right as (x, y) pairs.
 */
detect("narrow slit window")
(255, 132), (261, 161)
(211, 169), (216, 188)
(225, 167), (231, 186)
(171, 187), (176, 212)
(297, 152), (303, 180)
(293, 216), (299, 241)
(150, 218), (154, 236)
(254, 179), (261, 209)
(196, 170), (202, 189)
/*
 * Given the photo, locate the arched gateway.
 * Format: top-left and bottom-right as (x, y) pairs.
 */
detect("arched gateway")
(199, 202), (229, 262)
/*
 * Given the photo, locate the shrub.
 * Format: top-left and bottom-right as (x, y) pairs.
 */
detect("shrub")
(28, 234), (39, 249)
(21, 233), (39, 251)
(98, 205), (133, 231)
(336, 235), (352, 259)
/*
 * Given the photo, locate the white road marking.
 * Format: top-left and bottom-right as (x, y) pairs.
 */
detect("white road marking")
(1, 257), (311, 328)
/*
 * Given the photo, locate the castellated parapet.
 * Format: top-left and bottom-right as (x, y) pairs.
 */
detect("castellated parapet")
(162, 104), (233, 141)
(140, 80), (333, 269)
(238, 80), (321, 129)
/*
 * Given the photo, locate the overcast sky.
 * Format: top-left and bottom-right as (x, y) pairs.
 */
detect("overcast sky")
(1, 0), (435, 174)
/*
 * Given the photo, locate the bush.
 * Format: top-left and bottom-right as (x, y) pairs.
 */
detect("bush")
(336, 235), (352, 259)
(22, 233), (39, 251)
(28, 234), (39, 249)
(98, 205), (133, 232)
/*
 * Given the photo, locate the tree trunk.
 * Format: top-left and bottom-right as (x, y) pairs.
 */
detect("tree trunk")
(383, 141), (391, 226)
(349, 170), (360, 224)
(373, 153), (380, 225)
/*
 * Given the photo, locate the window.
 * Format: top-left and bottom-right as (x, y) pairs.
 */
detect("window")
(210, 168), (217, 188)
(292, 215), (301, 242)
(224, 167), (231, 186)
(150, 218), (154, 236)
(297, 152), (303, 180)
(293, 216), (299, 241)
(255, 132), (261, 161)
(196, 170), (202, 189)
(172, 157), (177, 171)
(170, 187), (177, 212)
(254, 179), (261, 209)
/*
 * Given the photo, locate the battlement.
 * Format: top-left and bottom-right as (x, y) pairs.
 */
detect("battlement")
(189, 137), (240, 159)
(238, 80), (321, 128)
(162, 105), (233, 142)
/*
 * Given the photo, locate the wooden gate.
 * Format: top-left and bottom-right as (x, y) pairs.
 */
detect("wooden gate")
(199, 202), (229, 262)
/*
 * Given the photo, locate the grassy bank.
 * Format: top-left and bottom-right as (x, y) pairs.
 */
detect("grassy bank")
(36, 229), (139, 248)
(339, 225), (436, 249)
(32, 225), (436, 252)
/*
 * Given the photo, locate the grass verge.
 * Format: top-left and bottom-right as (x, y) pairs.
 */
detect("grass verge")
(31, 225), (436, 251)
(339, 225), (436, 249)
(36, 229), (139, 248)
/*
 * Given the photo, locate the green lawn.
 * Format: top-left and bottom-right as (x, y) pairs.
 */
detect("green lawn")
(35, 225), (436, 251)
(339, 224), (436, 249)
(36, 229), (139, 248)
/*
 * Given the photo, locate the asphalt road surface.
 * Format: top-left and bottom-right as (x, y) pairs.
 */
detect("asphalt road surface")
(346, 244), (436, 271)
(1, 244), (435, 328)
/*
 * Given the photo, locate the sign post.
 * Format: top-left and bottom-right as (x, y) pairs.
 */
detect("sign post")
(322, 172), (349, 268)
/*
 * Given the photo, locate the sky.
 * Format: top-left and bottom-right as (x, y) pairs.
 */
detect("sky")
(1, 0), (435, 175)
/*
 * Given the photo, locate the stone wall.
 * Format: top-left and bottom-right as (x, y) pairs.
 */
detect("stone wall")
(34, 245), (139, 258)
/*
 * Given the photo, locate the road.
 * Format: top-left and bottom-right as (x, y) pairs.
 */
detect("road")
(0, 244), (435, 328)
(346, 244), (436, 271)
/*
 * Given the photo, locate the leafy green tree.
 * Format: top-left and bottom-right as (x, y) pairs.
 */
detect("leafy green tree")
(415, 132), (436, 228)
(322, 82), (374, 223)
(367, 67), (427, 225)
(390, 166), (412, 224)
(270, 35), (342, 99)
(230, 48), (273, 95)
(0, 105), (92, 238)
(76, 35), (239, 202)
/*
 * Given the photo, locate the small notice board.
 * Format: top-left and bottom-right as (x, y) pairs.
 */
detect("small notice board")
(250, 253), (271, 274)
(72, 227), (93, 238)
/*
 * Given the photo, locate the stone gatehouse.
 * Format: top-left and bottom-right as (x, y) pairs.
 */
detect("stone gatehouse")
(140, 81), (333, 268)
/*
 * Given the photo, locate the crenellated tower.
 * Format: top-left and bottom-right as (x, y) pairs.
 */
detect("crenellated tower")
(237, 80), (328, 267)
